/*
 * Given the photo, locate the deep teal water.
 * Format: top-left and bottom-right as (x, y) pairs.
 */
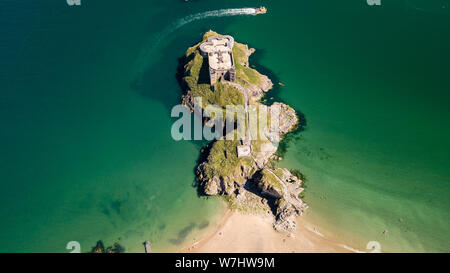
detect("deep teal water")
(0, 0), (449, 252)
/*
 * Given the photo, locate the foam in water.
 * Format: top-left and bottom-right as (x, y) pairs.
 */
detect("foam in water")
(159, 8), (256, 43)
(171, 8), (257, 32)
(135, 8), (257, 77)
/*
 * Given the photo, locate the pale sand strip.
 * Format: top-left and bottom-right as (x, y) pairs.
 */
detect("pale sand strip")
(181, 210), (363, 253)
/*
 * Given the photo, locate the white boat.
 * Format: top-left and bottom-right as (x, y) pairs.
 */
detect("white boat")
(255, 6), (267, 14)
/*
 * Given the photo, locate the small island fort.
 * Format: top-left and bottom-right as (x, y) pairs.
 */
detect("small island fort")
(178, 31), (307, 233)
(199, 35), (236, 85)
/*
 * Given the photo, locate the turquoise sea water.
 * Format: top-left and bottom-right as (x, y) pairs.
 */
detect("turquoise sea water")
(0, 0), (449, 252)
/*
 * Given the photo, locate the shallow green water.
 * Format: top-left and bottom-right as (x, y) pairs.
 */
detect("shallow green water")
(0, 0), (229, 253)
(239, 0), (450, 252)
(0, 0), (449, 252)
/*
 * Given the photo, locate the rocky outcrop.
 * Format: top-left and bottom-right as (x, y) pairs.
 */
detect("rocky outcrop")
(234, 44), (273, 101)
(196, 160), (257, 196)
(268, 168), (308, 233)
(91, 241), (125, 253)
(254, 168), (308, 233)
(272, 102), (298, 136)
(245, 74), (273, 101)
(180, 31), (307, 234)
(273, 199), (299, 232)
(181, 93), (196, 112)
(91, 241), (105, 253)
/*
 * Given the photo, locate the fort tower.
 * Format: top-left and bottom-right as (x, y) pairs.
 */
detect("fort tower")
(199, 35), (236, 86)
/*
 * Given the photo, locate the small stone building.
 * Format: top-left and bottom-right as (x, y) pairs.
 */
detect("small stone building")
(237, 137), (251, 158)
(237, 144), (251, 158)
(199, 35), (236, 85)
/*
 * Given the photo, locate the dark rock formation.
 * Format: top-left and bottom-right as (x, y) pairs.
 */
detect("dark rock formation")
(91, 241), (125, 253)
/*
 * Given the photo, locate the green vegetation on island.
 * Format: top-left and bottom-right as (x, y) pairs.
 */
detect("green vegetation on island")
(232, 43), (261, 86)
(182, 31), (268, 109)
(202, 139), (254, 180)
(183, 32), (243, 108)
(257, 169), (285, 198)
(179, 31), (307, 233)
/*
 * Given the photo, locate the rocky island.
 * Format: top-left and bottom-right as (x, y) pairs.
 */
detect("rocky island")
(178, 31), (307, 233)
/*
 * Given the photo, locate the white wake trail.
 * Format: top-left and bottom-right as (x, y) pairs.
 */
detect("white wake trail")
(172, 8), (256, 31)
(135, 8), (257, 75)
(162, 8), (256, 38)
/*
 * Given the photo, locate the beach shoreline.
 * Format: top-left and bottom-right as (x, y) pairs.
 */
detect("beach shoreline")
(180, 210), (363, 253)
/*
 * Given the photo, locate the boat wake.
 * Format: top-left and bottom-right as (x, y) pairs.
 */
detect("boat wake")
(135, 8), (257, 74)
(165, 8), (257, 37)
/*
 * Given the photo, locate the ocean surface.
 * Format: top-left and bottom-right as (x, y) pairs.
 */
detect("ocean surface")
(0, 0), (449, 252)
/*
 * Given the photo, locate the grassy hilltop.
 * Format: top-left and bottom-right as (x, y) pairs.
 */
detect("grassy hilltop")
(182, 30), (266, 109)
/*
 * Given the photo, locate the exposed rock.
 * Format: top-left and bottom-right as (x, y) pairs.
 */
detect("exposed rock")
(91, 241), (125, 253)
(106, 242), (125, 253)
(196, 160), (257, 196)
(273, 199), (298, 233)
(270, 155), (282, 161)
(91, 241), (105, 253)
(181, 93), (195, 111)
(180, 31), (307, 234)
(255, 168), (308, 234)
(246, 75), (273, 101)
(271, 102), (298, 136)
(257, 169), (285, 199)
(204, 175), (220, 196)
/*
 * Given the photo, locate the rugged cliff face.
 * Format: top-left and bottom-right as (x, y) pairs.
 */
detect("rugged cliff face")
(257, 168), (308, 233)
(196, 139), (257, 196)
(178, 31), (307, 233)
(195, 102), (299, 198)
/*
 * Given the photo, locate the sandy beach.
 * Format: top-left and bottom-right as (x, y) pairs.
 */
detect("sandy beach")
(181, 210), (362, 253)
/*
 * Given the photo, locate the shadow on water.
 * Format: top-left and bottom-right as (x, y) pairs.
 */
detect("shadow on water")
(198, 220), (210, 230)
(130, 34), (199, 112)
(131, 31), (221, 197)
(169, 222), (197, 245)
(168, 219), (210, 246)
(110, 199), (122, 215)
